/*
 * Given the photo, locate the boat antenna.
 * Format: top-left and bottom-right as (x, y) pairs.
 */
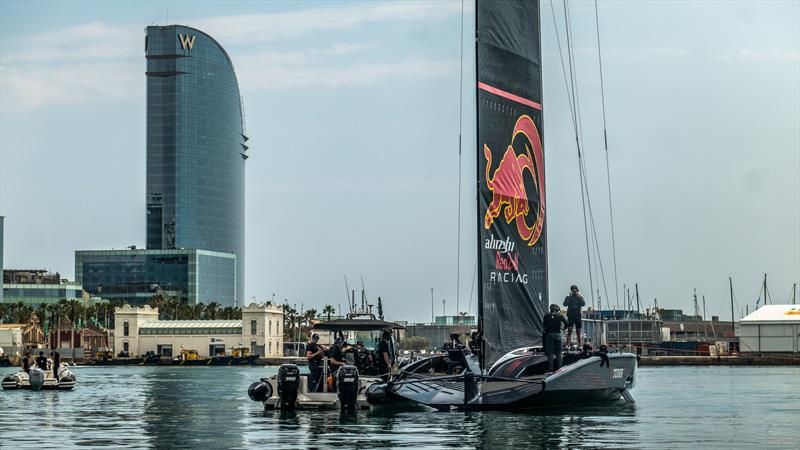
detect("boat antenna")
(729, 276), (735, 331)
(455, 0), (465, 323)
(593, 0), (621, 309)
(344, 275), (351, 306)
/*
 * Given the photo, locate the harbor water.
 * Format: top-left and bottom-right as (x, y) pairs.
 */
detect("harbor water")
(1, 366), (798, 449)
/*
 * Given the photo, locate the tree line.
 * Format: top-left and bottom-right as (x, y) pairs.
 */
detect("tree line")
(0, 295), (346, 343)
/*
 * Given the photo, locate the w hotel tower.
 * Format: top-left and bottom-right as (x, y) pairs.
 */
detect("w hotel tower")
(145, 25), (248, 304)
(76, 26), (247, 307)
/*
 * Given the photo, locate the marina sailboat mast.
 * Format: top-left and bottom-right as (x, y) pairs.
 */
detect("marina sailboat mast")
(476, 0), (547, 369)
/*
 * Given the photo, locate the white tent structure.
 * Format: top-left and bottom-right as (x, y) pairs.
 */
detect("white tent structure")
(737, 305), (800, 353)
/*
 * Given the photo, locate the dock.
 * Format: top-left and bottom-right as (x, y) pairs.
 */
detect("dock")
(638, 354), (800, 366)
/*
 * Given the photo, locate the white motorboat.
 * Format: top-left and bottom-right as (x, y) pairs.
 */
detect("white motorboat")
(2, 359), (77, 391)
(248, 317), (403, 411)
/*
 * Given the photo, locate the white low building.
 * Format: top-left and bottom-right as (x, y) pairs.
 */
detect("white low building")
(737, 305), (800, 353)
(114, 303), (284, 358)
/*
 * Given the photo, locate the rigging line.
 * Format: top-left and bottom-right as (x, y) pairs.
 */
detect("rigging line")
(467, 256), (478, 316)
(569, 0), (611, 309)
(551, 0), (595, 307)
(455, 0), (465, 316)
(594, 0), (621, 310)
(564, 0), (595, 307)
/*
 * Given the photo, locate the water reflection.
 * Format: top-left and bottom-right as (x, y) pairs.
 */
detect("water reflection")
(1, 366), (798, 449)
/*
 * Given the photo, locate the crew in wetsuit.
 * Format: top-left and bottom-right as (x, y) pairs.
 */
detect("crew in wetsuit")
(35, 351), (48, 372)
(563, 285), (586, 348)
(353, 341), (371, 373)
(543, 304), (568, 372)
(305, 333), (324, 392)
(376, 330), (393, 382)
(328, 337), (347, 375)
(441, 333), (463, 351)
(51, 350), (61, 379)
(22, 352), (32, 374)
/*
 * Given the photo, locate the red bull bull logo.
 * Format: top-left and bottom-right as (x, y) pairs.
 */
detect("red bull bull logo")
(483, 115), (545, 247)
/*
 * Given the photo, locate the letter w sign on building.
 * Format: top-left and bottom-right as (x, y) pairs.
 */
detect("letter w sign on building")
(179, 33), (195, 50)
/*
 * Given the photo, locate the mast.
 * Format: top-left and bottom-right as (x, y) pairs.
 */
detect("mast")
(635, 283), (640, 315)
(763, 273), (768, 305)
(793, 283), (797, 305)
(729, 277), (735, 332)
(693, 288), (699, 318)
(475, 0), (484, 372)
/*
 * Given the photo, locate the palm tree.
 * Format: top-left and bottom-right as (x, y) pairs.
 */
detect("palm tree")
(322, 304), (336, 321)
(205, 302), (220, 320)
(67, 299), (82, 350)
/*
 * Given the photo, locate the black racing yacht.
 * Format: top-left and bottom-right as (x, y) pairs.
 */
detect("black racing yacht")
(366, 0), (637, 411)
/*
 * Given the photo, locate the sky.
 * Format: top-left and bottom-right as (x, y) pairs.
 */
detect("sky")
(1, 0), (798, 323)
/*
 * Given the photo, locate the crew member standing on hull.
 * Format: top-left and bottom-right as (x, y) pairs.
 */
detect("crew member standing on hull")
(377, 330), (393, 382)
(563, 285), (586, 348)
(305, 333), (324, 392)
(543, 304), (568, 373)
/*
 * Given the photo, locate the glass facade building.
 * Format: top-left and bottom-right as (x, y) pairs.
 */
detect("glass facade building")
(75, 249), (236, 306)
(144, 25), (247, 304)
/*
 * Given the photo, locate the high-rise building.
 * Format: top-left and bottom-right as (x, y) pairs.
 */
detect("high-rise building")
(145, 25), (247, 303)
(75, 26), (247, 307)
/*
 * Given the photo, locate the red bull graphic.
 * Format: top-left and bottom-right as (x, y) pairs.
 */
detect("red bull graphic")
(483, 115), (545, 247)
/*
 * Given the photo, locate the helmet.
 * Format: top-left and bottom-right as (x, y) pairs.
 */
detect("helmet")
(550, 304), (561, 313)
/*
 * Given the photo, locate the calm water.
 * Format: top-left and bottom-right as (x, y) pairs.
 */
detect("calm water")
(1, 365), (798, 449)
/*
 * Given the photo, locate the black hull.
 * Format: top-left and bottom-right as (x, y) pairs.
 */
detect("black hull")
(385, 353), (637, 411)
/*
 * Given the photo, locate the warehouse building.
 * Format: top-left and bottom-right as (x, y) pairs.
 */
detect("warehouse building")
(737, 305), (800, 353)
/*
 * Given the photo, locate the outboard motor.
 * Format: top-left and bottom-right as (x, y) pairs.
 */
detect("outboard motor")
(336, 365), (360, 410)
(276, 364), (300, 410)
(248, 378), (273, 402)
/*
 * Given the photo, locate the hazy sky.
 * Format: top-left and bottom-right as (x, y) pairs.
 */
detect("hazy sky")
(1, 1), (798, 322)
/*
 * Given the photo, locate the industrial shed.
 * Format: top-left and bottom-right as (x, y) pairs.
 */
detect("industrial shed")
(737, 305), (800, 353)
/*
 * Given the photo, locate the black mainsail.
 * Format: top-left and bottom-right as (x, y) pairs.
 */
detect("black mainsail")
(477, 0), (547, 368)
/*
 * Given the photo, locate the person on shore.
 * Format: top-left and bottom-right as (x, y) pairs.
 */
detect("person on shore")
(563, 285), (586, 348)
(35, 351), (48, 371)
(543, 304), (568, 373)
(51, 350), (61, 379)
(377, 330), (393, 382)
(22, 352), (32, 374)
(305, 333), (324, 392)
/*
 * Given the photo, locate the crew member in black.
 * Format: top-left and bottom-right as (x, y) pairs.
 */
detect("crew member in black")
(51, 350), (61, 379)
(36, 351), (48, 372)
(376, 330), (393, 382)
(543, 304), (568, 372)
(441, 333), (463, 351)
(563, 284), (586, 348)
(328, 337), (347, 374)
(305, 333), (324, 392)
(22, 352), (31, 374)
(353, 341), (371, 373)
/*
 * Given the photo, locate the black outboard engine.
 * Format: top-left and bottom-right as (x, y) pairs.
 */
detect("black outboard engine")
(336, 365), (360, 410)
(248, 378), (273, 402)
(277, 364), (300, 410)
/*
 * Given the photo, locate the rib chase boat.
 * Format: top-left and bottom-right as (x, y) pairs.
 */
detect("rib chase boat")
(248, 317), (404, 411)
(364, 0), (637, 411)
(2, 358), (77, 391)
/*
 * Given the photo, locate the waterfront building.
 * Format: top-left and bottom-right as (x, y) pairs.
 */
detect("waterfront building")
(114, 303), (282, 358)
(75, 24), (248, 306)
(737, 304), (800, 353)
(434, 315), (477, 326)
(2, 269), (106, 306)
(75, 249), (236, 306)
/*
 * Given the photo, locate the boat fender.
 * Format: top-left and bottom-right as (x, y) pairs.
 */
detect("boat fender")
(365, 383), (387, 404)
(2, 374), (19, 390)
(248, 381), (273, 402)
(60, 373), (77, 384)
